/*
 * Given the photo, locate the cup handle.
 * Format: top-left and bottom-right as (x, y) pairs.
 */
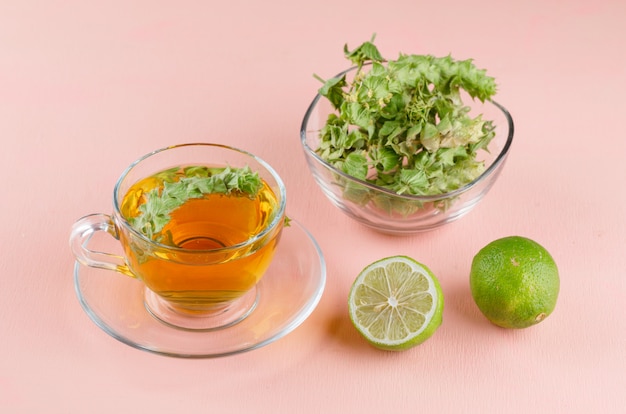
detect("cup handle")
(69, 213), (135, 278)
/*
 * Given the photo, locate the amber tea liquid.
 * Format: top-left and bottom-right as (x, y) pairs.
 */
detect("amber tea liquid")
(119, 165), (282, 313)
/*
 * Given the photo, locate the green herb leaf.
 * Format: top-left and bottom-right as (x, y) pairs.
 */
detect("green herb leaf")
(317, 75), (347, 110)
(342, 152), (368, 180)
(343, 34), (384, 67)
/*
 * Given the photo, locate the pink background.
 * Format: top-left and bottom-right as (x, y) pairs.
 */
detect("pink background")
(1, 0), (625, 412)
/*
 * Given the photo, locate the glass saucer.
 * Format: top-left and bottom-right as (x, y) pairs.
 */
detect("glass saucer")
(73, 218), (326, 358)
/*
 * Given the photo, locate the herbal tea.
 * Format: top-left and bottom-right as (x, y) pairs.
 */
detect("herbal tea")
(118, 165), (282, 312)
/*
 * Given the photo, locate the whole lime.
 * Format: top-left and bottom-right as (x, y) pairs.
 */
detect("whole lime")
(469, 236), (559, 329)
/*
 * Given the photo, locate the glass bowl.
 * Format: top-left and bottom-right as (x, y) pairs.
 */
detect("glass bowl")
(300, 67), (514, 235)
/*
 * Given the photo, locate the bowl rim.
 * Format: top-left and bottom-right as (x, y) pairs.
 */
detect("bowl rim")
(299, 65), (515, 202)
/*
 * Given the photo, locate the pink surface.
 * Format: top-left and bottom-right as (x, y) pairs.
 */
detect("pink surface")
(1, 0), (625, 412)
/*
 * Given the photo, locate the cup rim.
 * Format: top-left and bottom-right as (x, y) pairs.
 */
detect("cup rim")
(112, 143), (287, 253)
(299, 65), (515, 202)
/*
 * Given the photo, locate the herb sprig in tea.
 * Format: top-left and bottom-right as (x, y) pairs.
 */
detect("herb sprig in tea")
(315, 36), (497, 198)
(127, 166), (262, 240)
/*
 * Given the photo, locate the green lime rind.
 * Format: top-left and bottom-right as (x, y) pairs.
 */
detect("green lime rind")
(348, 255), (444, 351)
(470, 236), (560, 329)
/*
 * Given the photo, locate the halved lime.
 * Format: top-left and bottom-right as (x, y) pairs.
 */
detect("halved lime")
(348, 256), (444, 350)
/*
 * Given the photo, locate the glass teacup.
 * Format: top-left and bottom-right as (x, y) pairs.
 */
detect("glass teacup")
(69, 143), (286, 330)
